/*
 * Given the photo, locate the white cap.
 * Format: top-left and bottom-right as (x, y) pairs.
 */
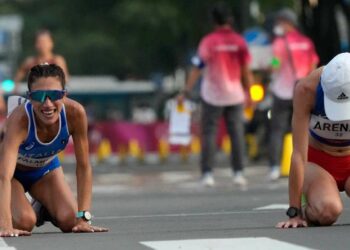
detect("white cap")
(321, 52), (350, 121)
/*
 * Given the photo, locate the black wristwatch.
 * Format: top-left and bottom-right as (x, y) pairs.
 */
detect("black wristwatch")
(286, 207), (300, 218)
(77, 211), (92, 222)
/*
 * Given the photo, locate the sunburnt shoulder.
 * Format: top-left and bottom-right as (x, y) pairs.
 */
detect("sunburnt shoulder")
(296, 67), (323, 93)
(63, 98), (87, 135)
(294, 67), (324, 109)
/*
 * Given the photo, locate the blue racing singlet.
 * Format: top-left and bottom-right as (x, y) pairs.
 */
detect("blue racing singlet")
(309, 83), (350, 147)
(17, 102), (70, 167)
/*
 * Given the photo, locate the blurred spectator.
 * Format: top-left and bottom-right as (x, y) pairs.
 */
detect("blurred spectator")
(268, 8), (319, 181)
(179, 2), (253, 187)
(14, 29), (69, 91)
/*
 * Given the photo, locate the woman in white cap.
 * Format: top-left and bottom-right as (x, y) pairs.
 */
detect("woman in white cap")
(277, 52), (350, 228)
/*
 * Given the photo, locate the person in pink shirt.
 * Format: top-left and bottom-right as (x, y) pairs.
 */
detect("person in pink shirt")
(180, 2), (253, 187)
(268, 8), (319, 181)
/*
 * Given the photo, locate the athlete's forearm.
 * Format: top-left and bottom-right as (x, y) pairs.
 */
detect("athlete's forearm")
(288, 153), (305, 209)
(76, 165), (92, 211)
(0, 178), (13, 229)
(288, 78), (313, 210)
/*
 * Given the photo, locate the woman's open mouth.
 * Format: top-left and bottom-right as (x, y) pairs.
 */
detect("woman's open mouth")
(41, 109), (57, 118)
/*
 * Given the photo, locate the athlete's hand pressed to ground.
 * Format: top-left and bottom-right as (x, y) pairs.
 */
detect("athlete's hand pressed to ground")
(276, 217), (307, 229)
(72, 220), (108, 233)
(0, 227), (31, 237)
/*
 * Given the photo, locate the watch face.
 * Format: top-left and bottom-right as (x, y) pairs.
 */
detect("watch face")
(286, 207), (298, 218)
(84, 211), (92, 221)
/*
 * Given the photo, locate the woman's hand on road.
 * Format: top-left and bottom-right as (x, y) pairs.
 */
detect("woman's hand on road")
(276, 217), (308, 229)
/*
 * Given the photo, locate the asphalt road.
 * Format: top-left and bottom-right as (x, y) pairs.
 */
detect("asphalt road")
(2, 162), (350, 250)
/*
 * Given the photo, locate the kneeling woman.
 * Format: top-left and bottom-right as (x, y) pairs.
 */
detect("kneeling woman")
(277, 53), (350, 228)
(0, 64), (108, 236)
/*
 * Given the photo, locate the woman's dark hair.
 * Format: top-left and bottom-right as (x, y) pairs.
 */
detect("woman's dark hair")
(27, 64), (66, 91)
(211, 2), (232, 25)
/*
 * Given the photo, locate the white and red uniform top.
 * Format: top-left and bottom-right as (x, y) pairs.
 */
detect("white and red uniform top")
(271, 30), (319, 100)
(193, 27), (251, 106)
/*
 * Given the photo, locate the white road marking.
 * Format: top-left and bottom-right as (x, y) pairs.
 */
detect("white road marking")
(254, 204), (289, 210)
(160, 171), (193, 183)
(95, 210), (275, 220)
(141, 237), (317, 250)
(0, 238), (16, 250)
(92, 185), (132, 194)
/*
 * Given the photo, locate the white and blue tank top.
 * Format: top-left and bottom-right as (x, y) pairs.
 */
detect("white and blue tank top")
(17, 102), (70, 167)
(309, 83), (350, 147)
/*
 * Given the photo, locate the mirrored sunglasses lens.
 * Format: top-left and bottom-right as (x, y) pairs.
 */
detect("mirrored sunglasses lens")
(47, 91), (64, 101)
(30, 91), (46, 103)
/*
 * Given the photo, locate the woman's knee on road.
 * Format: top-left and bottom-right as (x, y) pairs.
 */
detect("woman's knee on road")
(307, 198), (343, 226)
(54, 208), (76, 232)
(13, 209), (36, 231)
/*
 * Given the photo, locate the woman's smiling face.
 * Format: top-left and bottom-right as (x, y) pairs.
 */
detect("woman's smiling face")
(29, 76), (66, 126)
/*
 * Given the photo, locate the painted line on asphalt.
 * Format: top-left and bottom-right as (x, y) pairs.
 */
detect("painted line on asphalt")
(0, 238), (16, 250)
(254, 204), (289, 210)
(141, 237), (317, 250)
(95, 210), (278, 220)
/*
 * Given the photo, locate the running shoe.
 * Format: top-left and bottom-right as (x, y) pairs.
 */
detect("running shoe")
(268, 166), (280, 181)
(233, 172), (247, 187)
(200, 172), (215, 187)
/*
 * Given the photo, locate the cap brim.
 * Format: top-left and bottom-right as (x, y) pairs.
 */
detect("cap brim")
(324, 95), (350, 121)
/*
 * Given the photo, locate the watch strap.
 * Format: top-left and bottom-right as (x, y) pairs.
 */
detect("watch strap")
(76, 211), (85, 218)
(76, 211), (92, 220)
